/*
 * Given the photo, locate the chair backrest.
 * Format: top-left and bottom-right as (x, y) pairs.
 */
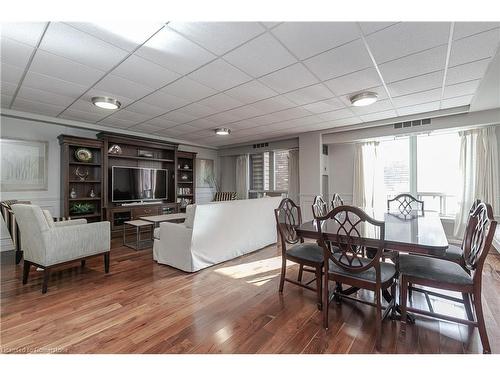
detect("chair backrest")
(331, 193), (344, 209)
(312, 195), (329, 219)
(274, 198), (302, 252)
(11, 204), (51, 264)
(1, 199), (31, 251)
(213, 192), (237, 201)
(462, 202), (497, 276)
(316, 205), (385, 274)
(387, 193), (424, 214)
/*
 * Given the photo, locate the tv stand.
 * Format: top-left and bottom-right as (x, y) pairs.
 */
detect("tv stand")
(120, 201), (162, 207)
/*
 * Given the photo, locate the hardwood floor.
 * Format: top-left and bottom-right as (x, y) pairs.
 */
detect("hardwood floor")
(1, 241), (499, 354)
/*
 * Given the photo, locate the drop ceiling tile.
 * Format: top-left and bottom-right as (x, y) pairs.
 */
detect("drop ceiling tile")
(392, 88), (442, 107)
(0, 37), (34, 67)
(318, 108), (355, 121)
(396, 101), (440, 116)
(351, 99), (394, 116)
(279, 115), (324, 128)
(198, 93), (244, 112)
(359, 22), (399, 36)
(453, 22), (500, 40)
(271, 107), (312, 121)
(272, 22), (359, 60)
(449, 28), (500, 67)
(144, 116), (179, 128)
(223, 104), (266, 120)
(163, 124), (199, 135)
(187, 59), (251, 91)
(205, 111), (245, 125)
(1, 94), (13, 108)
(251, 112), (284, 125)
(259, 63), (318, 93)
(30, 50), (104, 86)
(366, 22), (450, 64)
(17, 86), (77, 107)
(12, 97), (66, 117)
(60, 108), (106, 122)
(161, 76), (216, 102)
(181, 102), (219, 118)
(105, 109), (151, 124)
(185, 118), (218, 130)
(0, 22), (46, 46)
(1, 81), (18, 96)
(40, 23), (129, 71)
(224, 33), (297, 77)
(66, 22), (164, 52)
(111, 55), (180, 90)
(226, 119), (257, 129)
(136, 27), (216, 74)
(359, 109), (397, 122)
(160, 110), (198, 124)
(324, 67), (382, 96)
(98, 117), (136, 128)
(94, 74), (153, 101)
(141, 90), (190, 111)
(443, 79), (480, 99)
(387, 70), (443, 97)
(1, 62), (24, 84)
(250, 95), (296, 113)
(129, 123), (165, 133)
(168, 22), (264, 55)
(225, 80), (277, 104)
(441, 95), (473, 109)
(125, 101), (167, 117)
(304, 39), (372, 81)
(379, 45), (447, 83)
(23, 71), (88, 98)
(283, 83), (333, 105)
(302, 98), (345, 114)
(445, 58), (491, 85)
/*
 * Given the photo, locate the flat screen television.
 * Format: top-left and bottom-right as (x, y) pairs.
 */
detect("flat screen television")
(111, 166), (168, 203)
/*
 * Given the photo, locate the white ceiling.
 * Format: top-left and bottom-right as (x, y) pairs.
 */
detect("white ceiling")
(1, 21), (499, 147)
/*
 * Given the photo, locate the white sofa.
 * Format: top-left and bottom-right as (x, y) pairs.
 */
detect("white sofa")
(153, 197), (282, 272)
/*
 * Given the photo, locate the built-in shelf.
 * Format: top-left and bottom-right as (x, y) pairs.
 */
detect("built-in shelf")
(69, 180), (101, 183)
(69, 213), (101, 218)
(177, 194), (193, 197)
(69, 197), (101, 201)
(69, 162), (102, 166)
(109, 154), (174, 163)
(178, 168), (193, 172)
(178, 181), (193, 183)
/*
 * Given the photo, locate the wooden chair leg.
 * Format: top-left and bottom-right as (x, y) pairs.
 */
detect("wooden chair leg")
(315, 266), (322, 311)
(22, 260), (31, 284)
(408, 282), (413, 301)
(104, 253), (110, 274)
(81, 259), (86, 268)
(279, 256), (286, 294)
(323, 273), (329, 329)
(472, 291), (491, 354)
(15, 250), (23, 264)
(42, 268), (50, 294)
(400, 276), (408, 334)
(390, 281), (397, 319)
(462, 293), (474, 321)
(375, 287), (382, 350)
(297, 264), (304, 283)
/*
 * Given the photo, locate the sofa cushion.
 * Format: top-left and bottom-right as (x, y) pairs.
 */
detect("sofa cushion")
(184, 204), (196, 228)
(399, 254), (473, 286)
(42, 210), (55, 228)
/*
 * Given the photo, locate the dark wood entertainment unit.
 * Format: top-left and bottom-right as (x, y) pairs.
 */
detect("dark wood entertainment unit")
(59, 133), (196, 238)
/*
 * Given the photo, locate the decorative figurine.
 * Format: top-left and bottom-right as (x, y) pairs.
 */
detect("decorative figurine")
(89, 189), (96, 198)
(70, 187), (77, 199)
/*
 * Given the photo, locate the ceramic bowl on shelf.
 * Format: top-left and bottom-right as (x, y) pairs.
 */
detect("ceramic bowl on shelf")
(75, 148), (93, 162)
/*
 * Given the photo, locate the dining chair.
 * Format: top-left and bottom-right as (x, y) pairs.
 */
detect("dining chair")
(387, 193), (424, 215)
(331, 193), (344, 209)
(399, 202), (497, 354)
(316, 206), (397, 349)
(312, 195), (329, 219)
(275, 198), (323, 310)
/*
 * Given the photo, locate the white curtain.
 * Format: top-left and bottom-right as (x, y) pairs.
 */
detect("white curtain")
(287, 149), (299, 203)
(235, 155), (249, 200)
(454, 126), (499, 237)
(352, 141), (385, 211)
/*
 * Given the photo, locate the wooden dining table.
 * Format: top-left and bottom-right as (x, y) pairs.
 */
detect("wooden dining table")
(295, 209), (449, 322)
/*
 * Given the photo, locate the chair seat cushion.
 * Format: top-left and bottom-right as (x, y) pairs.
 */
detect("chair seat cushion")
(442, 244), (463, 262)
(328, 255), (396, 284)
(287, 243), (324, 264)
(399, 254), (472, 286)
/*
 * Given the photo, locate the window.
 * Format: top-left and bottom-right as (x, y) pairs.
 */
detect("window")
(377, 132), (460, 217)
(249, 150), (289, 192)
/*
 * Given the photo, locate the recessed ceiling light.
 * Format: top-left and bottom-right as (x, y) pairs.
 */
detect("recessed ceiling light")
(91, 96), (121, 110)
(214, 128), (231, 136)
(350, 92), (378, 107)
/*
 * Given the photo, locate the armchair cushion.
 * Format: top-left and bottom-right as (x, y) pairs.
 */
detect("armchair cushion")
(399, 254), (472, 286)
(54, 218), (88, 227)
(42, 210), (56, 228)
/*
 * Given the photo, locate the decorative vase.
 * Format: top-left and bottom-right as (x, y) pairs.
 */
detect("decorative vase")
(108, 144), (122, 155)
(89, 189), (96, 198)
(70, 187), (77, 199)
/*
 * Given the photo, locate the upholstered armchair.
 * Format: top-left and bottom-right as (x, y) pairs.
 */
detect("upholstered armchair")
(11, 204), (111, 293)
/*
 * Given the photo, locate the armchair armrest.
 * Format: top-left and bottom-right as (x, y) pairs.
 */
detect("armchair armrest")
(54, 218), (88, 227)
(42, 221), (110, 266)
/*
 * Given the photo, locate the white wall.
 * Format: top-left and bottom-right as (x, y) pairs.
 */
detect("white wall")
(328, 143), (355, 204)
(0, 116), (218, 214)
(299, 132), (322, 221)
(218, 155), (237, 192)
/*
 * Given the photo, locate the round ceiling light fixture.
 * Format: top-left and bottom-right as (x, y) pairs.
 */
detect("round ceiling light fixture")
(214, 128), (231, 136)
(91, 96), (121, 110)
(350, 92), (378, 107)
